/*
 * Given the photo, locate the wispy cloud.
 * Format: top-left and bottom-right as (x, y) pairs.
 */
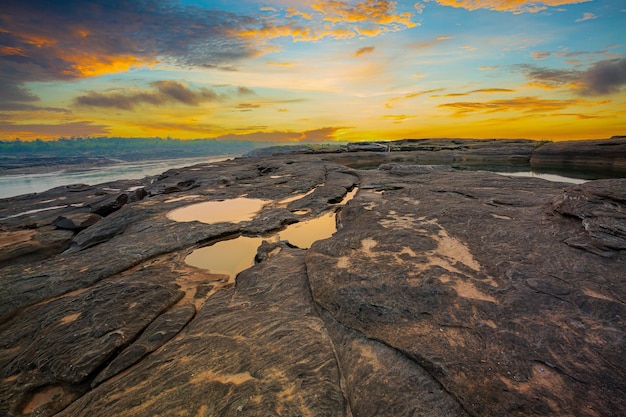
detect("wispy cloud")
(0, 121), (110, 138)
(408, 36), (453, 50)
(355, 46), (376, 57)
(433, 0), (591, 14)
(532, 51), (552, 60)
(385, 89), (445, 108)
(235, 103), (262, 111)
(575, 12), (598, 22)
(215, 126), (352, 142)
(471, 88), (516, 93)
(516, 64), (582, 89)
(439, 96), (585, 116)
(73, 81), (221, 110)
(287, 7), (313, 19)
(237, 87), (256, 96)
(381, 114), (416, 122)
(431, 88), (514, 98)
(267, 61), (298, 67)
(0, 103), (70, 113)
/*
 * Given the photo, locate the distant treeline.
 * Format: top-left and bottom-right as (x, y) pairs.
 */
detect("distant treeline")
(0, 137), (277, 160)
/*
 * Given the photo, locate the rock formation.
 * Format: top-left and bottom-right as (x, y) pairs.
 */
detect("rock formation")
(0, 140), (624, 416)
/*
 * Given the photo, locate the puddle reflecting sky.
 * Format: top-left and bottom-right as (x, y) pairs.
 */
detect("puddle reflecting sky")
(174, 187), (357, 281)
(184, 236), (265, 282)
(275, 211), (336, 249)
(166, 197), (269, 224)
(495, 171), (587, 184)
(184, 211), (338, 281)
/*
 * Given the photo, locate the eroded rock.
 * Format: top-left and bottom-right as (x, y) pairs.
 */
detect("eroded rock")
(53, 213), (102, 230)
(0, 146), (624, 417)
(306, 168), (625, 416)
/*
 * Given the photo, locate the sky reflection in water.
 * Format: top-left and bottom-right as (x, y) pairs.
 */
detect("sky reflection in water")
(173, 189), (357, 281)
(166, 197), (269, 224)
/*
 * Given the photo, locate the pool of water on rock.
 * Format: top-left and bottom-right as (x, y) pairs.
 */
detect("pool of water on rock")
(166, 197), (270, 224)
(168, 189), (356, 281)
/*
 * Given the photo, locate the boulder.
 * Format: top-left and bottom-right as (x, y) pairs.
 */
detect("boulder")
(89, 193), (129, 216)
(53, 213), (102, 230)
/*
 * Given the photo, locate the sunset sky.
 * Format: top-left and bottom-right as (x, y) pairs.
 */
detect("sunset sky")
(1, 0), (625, 142)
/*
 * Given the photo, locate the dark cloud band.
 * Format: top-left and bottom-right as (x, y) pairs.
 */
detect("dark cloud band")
(516, 58), (626, 96)
(0, 0), (259, 108)
(73, 81), (220, 110)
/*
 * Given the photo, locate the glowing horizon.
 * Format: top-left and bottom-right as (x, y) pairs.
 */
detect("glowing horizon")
(1, 0), (624, 142)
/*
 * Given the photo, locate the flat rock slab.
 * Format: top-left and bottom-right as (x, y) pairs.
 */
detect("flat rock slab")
(307, 167), (625, 416)
(0, 151), (624, 417)
(58, 245), (346, 417)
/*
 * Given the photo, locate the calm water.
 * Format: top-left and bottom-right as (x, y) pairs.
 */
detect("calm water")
(176, 189), (358, 280)
(0, 156), (230, 199)
(495, 171), (587, 184)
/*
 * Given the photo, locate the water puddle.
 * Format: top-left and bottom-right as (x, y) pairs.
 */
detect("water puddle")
(183, 211), (338, 282)
(184, 236), (265, 280)
(178, 187), (358, 281)
(166, 197), (269, 224)
(275, 211), (336, 249)
(496, 171), (587, 184)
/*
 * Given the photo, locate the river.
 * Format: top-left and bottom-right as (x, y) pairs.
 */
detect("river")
(0, 156), (232, 199)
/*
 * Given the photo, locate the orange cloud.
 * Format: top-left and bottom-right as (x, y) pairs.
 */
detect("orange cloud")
(236, 24), (312, 41)
(236, 1), (417, 43)
(532, 51), (552, 60)
(312, 0), (416, 27)
(1, 1), (258, 112)
(236, 23), (356, 42)
(267, 61), (297, 67)
(471, 88), (515, 93)
(408, 36), (453, 50)
(434, 0), (591, 14)
(0, 46), (27, 56)
(0, 121), (110, 140)
(385, 89), (446, 108)
(215, 126), (352, 143)
(381, 114), (416, 122)
(60, 52), (151, 78)
(433, 88), (514, 97)
(287, 7), (313, 19)
(355, 46), (375, 57)
(439, 96), (586, 116)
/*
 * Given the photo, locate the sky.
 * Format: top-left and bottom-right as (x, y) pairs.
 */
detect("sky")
(1, 0), (625, 142)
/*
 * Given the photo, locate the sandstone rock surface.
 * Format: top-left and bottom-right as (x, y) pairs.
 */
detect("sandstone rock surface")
(0, 141), (624, 416)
